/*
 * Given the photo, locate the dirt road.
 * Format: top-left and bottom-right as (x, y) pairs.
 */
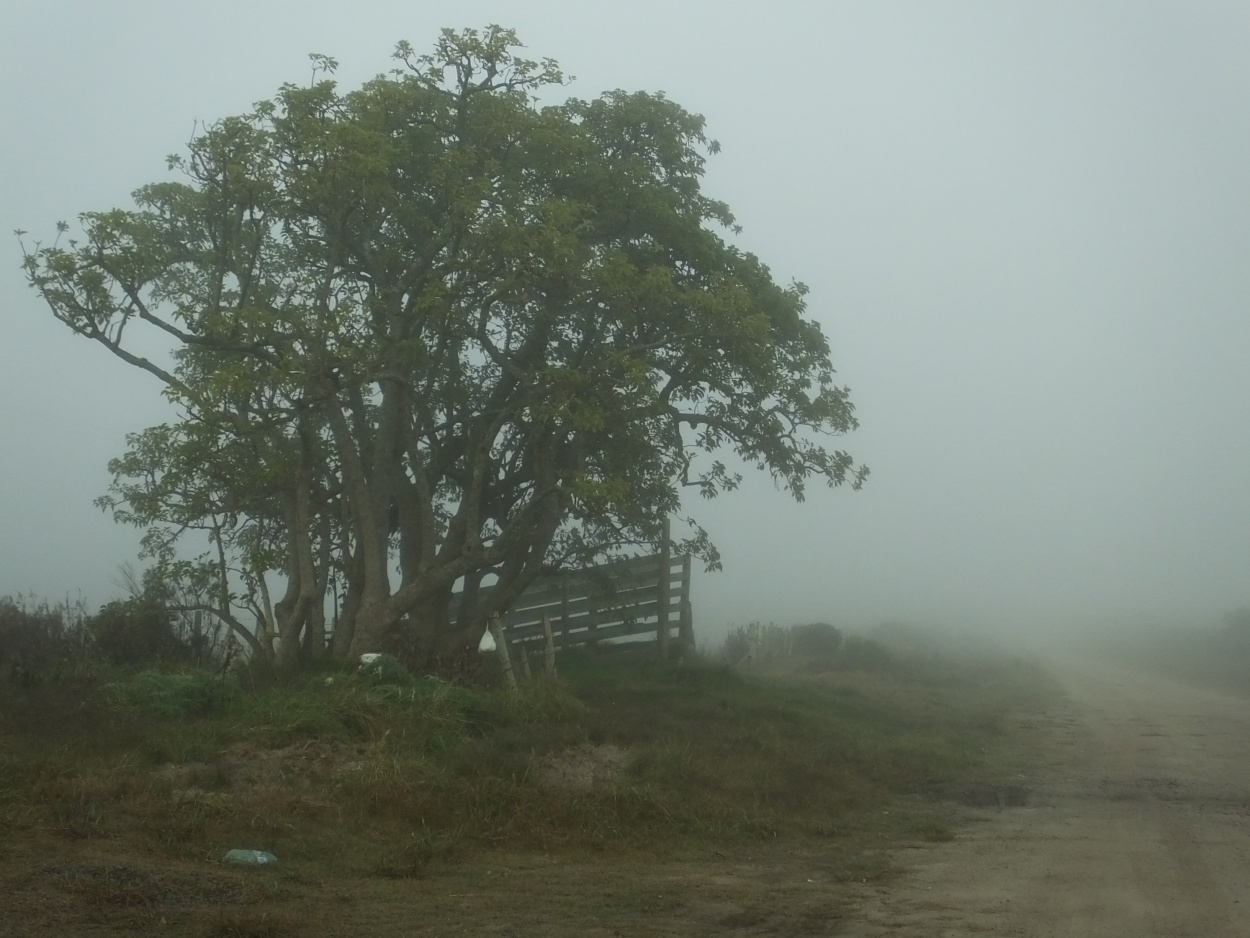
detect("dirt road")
(842, 659), (1250, 936)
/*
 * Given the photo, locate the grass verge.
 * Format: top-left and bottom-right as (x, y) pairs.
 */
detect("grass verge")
(0, 646), (1059, 936)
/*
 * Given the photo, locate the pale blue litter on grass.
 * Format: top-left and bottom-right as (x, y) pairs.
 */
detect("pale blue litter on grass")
(223, 849), (278, 866)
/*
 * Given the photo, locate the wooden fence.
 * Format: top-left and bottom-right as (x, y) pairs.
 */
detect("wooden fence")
(454, 551), (694, 658)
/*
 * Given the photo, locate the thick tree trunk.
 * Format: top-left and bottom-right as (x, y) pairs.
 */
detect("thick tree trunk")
(428, 617), (485, 675)
(302, 508), (332, 661)
(331, 531), (364, 659)
(348, 602), (393, 657)
(302, 601), (326, 659)
(275, 482), (320, 668)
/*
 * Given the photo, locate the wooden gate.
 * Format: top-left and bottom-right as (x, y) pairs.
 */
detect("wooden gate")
(454, 551), (693, 657)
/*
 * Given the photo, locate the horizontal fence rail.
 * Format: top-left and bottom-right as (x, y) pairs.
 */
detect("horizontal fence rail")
(453, 552), (693, 655)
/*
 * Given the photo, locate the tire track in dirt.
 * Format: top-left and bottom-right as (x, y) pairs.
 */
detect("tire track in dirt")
(839, 658), (1250, 937)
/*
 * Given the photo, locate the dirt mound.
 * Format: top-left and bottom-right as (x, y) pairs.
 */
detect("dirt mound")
(533, 743), (631, 791)
(155, 738), (361, 795)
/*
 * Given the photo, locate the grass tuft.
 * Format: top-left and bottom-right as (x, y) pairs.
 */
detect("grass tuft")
(103, 669), (227, 717)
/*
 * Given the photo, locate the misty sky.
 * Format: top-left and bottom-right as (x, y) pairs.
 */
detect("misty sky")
(3, 2), (1249, 642)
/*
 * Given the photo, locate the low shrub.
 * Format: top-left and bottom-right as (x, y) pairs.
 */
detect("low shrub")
(722, 621), (895, 672)
(791, 622), (843, 661)
(88, 598), (191, 667)
(103, 669), (226, 717)
(359, 653), (416, 687)
(722, 625), (752, 665)
(721, 622), (791, 664)
(0, 595), (89, 687)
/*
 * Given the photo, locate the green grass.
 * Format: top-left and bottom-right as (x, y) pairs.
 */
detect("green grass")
(0, 648), (1056, 874)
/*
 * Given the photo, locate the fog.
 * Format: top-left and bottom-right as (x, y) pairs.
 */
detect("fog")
(3, 2), (1248, 647)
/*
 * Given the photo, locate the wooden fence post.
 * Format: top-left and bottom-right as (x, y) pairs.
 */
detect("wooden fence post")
(490, 614), (517, 690)
(678, 553), (694, 646)
(656, 518), (671, 659)
(560, 575), (571, 643)
(587, 583), (600, 648)
(540, 612), (557, 677)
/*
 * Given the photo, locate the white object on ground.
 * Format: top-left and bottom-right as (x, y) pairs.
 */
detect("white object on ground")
(223, 849), (277, 866)
(478, 626), (497, 653)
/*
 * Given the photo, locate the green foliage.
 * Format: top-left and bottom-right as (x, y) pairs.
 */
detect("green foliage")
(103, 669), (225, 717)
(88, 597), (190, 667)
(0, 595), (89, 687)
(20, 25), (865, 670)
(495, 677), (589, 723)
(722, 621), (792, 664)
(359, 654), (416, 687)
(225, 678), (483, 750)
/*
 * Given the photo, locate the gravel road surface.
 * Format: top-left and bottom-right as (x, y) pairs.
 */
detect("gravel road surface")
(843, 659), (1250, 936)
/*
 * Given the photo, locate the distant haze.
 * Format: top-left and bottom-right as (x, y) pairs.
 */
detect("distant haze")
(4, 2), (1248, 646)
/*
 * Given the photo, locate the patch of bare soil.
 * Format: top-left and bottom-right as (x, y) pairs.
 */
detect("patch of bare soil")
(532, 743), (631, 791)
(156, 740), (355, 785)
(154, 739), (360, 796)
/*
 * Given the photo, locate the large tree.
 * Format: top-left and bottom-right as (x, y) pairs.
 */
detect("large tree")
(21, 27), (866, 670)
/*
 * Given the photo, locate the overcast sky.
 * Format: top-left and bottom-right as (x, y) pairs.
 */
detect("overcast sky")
(3, 1), (1249, 643)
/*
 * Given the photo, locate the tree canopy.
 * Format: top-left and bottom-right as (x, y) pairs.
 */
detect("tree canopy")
(21, 27), (865, 670)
